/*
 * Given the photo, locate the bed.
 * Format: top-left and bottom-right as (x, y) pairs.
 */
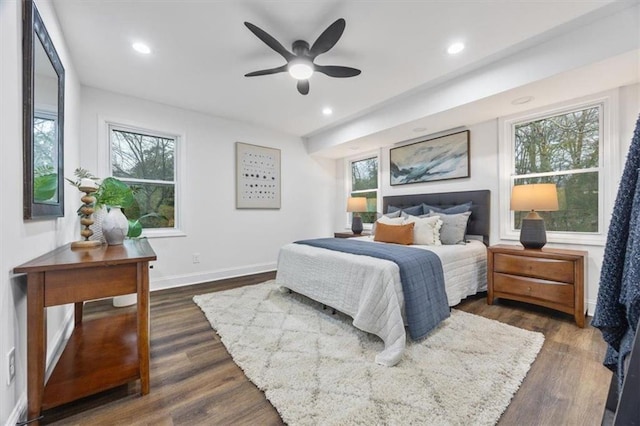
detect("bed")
(275, 190), (490, 366)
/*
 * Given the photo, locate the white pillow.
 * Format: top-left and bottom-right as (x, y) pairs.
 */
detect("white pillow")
(377, 215), (405, 226)
(372, 215), (405, 235)
(403, 215), (443, 245)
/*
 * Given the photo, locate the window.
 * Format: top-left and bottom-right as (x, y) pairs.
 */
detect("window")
(350, 156), (378, 224)
(108, 124), (179, 234)
(500, 92), (617, 245)
(513, 106), (600, 232)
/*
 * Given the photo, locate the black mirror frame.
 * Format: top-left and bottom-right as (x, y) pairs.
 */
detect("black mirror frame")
(23, 0), (65, 219)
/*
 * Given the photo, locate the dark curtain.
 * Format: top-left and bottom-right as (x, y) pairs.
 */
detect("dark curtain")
(592, 114), (640, 389)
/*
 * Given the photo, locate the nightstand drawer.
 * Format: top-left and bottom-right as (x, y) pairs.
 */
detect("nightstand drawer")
(493, 253), (575, 283)
(493, 273), (574, 307)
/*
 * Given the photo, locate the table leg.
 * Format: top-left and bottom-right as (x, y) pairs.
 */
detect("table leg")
(74, 302), (83, 327)
(27, 272), (46, 424)
(137, 261), (150, 395)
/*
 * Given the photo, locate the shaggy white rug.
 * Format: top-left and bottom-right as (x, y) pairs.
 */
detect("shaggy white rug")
(193, 281), (544, 426)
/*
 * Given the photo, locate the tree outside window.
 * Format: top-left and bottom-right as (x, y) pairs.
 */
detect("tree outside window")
(350, 156), (378, 224)
(512, 106), (600, 233)
(110, 126), (177, 230)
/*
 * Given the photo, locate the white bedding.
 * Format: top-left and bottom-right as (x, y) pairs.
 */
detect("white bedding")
(274, 238), (487, 366)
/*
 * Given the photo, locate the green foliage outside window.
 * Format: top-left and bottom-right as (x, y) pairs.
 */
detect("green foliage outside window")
(351, 157), (378, 224)
(111, 128), (176, 229)
(513, 106), (599, 233)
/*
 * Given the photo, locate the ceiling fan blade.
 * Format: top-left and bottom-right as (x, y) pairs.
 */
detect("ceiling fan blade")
(244, 22), (294, 61)
(245, 64), (288, 77)
(297, 80), (309, 95)
(309, 18), (346, 59)
(314, 65), (361, 78)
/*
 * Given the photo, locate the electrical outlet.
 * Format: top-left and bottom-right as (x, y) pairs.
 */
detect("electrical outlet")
(192, 253), (200, 264)
(7, 347), (15, 386)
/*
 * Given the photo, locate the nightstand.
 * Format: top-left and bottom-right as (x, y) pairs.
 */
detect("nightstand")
(487, 244), (587, 327)
(334, 232), (370, 238)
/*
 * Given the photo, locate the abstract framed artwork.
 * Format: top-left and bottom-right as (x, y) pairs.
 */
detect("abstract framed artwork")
(236, 142), (281, 209)
(390, 130), (470, 186)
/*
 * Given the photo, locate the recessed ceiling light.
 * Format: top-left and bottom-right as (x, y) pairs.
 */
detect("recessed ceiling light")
(132, 42), (151, 54)
(512, 96), (534, 105)
(413, 127), (427, 133)
(322, 107), (333, 116)
(447, 42), (465, 55)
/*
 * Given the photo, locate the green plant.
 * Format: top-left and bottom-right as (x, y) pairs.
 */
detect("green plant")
(34, 165), (57, 202)
(94, 177), (135, 208)
(127, 213), (163, 238)
(65, 167), (99, 189)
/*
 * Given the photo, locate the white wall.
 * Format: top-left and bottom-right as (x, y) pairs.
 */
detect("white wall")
(2, 4), (336, 423)
(335, 83), (639, 315)
(80, 87), (337, 291)
(1, 0), (82, 424)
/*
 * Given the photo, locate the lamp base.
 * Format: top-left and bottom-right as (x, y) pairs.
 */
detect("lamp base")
(519, 217), (547, 249)
(351, 216), (363, 235)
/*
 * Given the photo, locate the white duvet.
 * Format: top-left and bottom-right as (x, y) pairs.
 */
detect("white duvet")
(275, 238), (487, 366)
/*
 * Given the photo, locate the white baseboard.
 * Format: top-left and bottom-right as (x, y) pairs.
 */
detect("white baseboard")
(6, 307), (75, 426)
(587, 299), (597, 318)
(46, 308), (75, 379)
(5, 393), (26, 426)
(150, 262), (277, 292)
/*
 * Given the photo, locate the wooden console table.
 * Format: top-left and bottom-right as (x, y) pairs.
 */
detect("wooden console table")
(14, 239), (157, 424)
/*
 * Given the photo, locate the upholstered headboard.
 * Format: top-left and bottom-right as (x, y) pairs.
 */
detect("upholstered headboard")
(382, 190), (491, 246)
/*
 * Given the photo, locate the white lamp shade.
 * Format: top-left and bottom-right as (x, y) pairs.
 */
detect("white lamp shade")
(347, 197), (368, 213)
(510, 183), (559, 212)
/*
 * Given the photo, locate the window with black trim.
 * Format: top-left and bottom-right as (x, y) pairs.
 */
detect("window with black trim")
(512, 105), (601, 233)
(350, 156), (378, 224)
(109, 125), (178, 231)
(500, 93), (616, 246)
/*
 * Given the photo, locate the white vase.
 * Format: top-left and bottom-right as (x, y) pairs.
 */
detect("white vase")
(102, 206), (128, 245)
(89, 206), (107, 244)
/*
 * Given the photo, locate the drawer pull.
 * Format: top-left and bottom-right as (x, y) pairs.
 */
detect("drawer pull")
(527, 286), (532, 292)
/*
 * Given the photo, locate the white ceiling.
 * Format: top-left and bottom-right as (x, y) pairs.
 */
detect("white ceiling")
(52, 0), (638, 154)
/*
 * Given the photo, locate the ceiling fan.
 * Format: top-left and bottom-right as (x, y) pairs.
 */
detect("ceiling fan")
(244, 18), (361, 95)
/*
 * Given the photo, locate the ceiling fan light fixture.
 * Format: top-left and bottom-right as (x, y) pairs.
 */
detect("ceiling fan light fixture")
(288, 60), (314, 80)
(244, 19), (360, 94)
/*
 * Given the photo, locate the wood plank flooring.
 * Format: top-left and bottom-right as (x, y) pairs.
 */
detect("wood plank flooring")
(40, 272), (611, 425)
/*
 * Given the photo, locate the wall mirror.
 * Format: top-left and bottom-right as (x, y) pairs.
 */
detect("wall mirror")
(23, 0), (65, 219)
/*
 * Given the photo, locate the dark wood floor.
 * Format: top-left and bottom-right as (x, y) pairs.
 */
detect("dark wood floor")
(40, 272), (611, 425)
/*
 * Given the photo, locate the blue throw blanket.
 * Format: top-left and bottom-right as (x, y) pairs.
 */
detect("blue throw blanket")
(592, 114), (640, 390)
(295, 238), (450, 340)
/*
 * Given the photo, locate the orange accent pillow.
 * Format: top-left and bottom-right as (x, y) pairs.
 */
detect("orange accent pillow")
(373, 222), (415, 245)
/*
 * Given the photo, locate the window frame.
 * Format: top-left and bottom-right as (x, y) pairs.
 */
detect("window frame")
(345, 151), (380, 229)
(498, 90), (619, 246)
(100, 118), (186, 238)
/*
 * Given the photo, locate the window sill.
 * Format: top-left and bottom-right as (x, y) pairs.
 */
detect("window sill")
(141, 228), (186, 239)
(500, 232), (606, 247)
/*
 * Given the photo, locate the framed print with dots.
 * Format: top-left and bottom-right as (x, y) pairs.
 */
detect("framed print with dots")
(236, 142), (281, 209)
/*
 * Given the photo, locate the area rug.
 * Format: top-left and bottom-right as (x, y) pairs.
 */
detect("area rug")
(193, 281), (544, 426)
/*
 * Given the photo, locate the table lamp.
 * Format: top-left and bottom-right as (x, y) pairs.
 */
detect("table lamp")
(510, 183), (559, 249)
(347, 197), (368, 235)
